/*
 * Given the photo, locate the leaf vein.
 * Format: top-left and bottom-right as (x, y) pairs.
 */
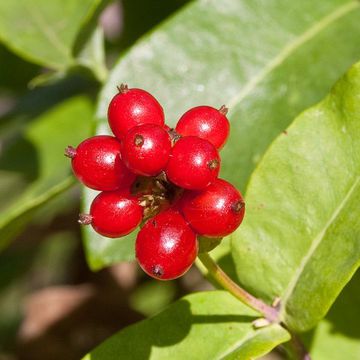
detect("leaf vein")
(218, 328), (262, 359)
(227, 1), (359, 109)
(280, 176), (360, 316)
(23, 1), (70, 64)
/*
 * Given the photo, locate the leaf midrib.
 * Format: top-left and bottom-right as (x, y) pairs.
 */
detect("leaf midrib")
(280, 176), (360, 318)
(218, 324), (283, 359)
(227, 0), (359, 109)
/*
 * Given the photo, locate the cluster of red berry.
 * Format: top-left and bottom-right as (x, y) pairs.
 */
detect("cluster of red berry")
(65, 84), (245, 280)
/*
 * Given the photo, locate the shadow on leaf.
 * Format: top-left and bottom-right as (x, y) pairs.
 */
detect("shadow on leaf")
(88, 299), (257, 360)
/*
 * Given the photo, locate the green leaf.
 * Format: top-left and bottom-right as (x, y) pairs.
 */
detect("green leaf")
(84, 0), (360, 269)
(232, 62), (360, 332)
(307, 270), (360, 360)
(83, 291), (290, 360)
(0, 96), (93, 251)
(98, 0), (360, 190)
(0, 0), (104, 73)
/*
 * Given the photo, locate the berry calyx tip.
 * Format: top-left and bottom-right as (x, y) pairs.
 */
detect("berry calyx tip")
(219, 105), (228, 115)
(78, 213), (93, 225)
(134, 134), (144, 146)
(231, 200), (245, 213)
(64, 145), (77, 159)
(208, 159), (220, 170)
(152, 265), (164, 277)
(117, 83), (129, 94)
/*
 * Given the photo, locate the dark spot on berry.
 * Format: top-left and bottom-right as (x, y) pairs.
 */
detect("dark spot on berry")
(208, 159), (219, 170)
(152, 265), (163, 278)
(231, 200), (245, 213)
(134, 135), (144, 147)
(152, 219), (157, 228)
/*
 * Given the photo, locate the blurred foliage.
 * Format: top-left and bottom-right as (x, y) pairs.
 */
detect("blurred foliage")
(0, 1), (191, 358)
(129, 281), (177, 317)
(0, 45), (39, 94)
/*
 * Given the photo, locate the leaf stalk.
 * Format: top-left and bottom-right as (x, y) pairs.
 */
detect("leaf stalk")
(198, 252), (279, 323)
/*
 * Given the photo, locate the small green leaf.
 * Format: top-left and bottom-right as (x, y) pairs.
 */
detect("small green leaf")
(84, 0), (360, 270)
(83, 291), (290, 360)
(0, 96), (93, 251)
(232, 62), (360, 332)
(0, 0), (104, 73)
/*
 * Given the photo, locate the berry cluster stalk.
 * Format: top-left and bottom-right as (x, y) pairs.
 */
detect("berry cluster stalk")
(198, 252), (312, 360)
(198, 252), (278, 322)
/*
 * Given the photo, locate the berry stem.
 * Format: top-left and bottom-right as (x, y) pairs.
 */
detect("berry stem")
(285, 329), (312, 360)
(198, 252), (279, 322)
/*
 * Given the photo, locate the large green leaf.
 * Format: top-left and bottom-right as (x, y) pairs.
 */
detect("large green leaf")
(83, 291), (290, 360)
(308, 270), (360, 360)
(84, 0), (360, 270)
(0, 96), (93, 251)
(0, 0), (105, 76)
(232, 62), (360, 332)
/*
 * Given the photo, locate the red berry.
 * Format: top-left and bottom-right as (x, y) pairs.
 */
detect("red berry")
(80, 190), (143, 238)
(176, 105), (230, 149)
(166, 136), (220, 190)
(107, 84), (165, 140)
(122, 124), (171, 176)
(179, 178), (245, 237)
(136, 209), (198, 280)
(65, 135), (135, 191)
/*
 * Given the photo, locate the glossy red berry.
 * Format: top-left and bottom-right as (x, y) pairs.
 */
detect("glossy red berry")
(80, 190), (143, 238)
(179, 178), (245, 237)
(166, 136), (220, 190)
(122, 124), (171, 176)
(107, 84), (165, 140)
(65, 135), (135, 191)
(136, 209), (198, 280)
(176, 105), (230, 149)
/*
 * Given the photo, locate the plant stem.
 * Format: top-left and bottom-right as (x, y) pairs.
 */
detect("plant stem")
(285, 330), (312, 360)
(198, 252), (279, 323)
